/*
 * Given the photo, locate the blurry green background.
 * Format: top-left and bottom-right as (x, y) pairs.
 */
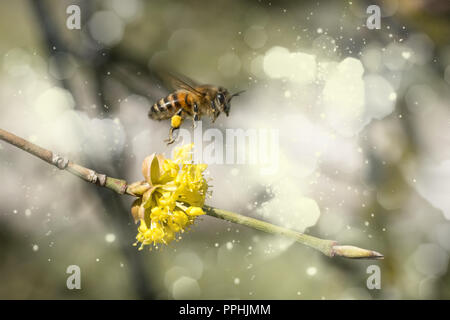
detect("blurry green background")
(0, 0), (450, 299)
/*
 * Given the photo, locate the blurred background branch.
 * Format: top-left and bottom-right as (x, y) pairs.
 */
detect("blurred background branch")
(28, 0), (162, 299)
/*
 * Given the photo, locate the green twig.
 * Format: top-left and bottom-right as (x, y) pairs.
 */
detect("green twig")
(203, 205), (383, 259)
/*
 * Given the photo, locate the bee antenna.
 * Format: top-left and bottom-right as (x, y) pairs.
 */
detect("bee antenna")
(229, 90), (245, 101)
(232, 90), (245, 97)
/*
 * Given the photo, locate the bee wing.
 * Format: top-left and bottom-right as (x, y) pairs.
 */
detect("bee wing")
(166, 73), (205, 97)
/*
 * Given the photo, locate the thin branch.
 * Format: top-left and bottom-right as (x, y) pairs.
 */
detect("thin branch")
(0, 128), (128, 194)
(0, 127), (383, 260)
(203, 206), (383, 259)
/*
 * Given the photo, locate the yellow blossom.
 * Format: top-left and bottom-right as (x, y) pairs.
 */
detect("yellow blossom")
(131, 144), (209, 250)
(186, 206), (205, 216)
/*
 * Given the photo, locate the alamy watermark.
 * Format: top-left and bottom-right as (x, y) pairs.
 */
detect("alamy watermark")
(366, 5), (381, 30)
(174, 121), (280, 175)
(66, 5), (81, 30)
(366, 265), (381, 290)
(66, 265), (81, 290)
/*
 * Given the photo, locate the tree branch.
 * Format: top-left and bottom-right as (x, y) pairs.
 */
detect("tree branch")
(0, 127), (383, 260)
(0, 128), (128, 194)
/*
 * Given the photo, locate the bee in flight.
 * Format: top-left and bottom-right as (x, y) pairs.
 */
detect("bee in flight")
(149, 75), (244, 144)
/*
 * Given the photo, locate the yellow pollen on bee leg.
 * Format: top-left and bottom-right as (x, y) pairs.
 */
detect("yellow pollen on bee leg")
(171, 115), (182, 128)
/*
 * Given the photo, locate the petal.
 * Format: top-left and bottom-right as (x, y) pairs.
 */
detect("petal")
(185, 206), (205, 216)
(127, 181), (151, 196)
(142, 153), (165, 184)
(131, 198), (142, 224)
(142, 186), (159, 209)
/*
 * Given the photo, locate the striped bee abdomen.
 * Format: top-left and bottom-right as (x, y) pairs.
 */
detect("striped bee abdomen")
(149, 93), (181, 120)
(149, 91), (194, 120)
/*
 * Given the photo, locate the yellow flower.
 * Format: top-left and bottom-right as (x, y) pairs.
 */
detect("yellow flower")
(130, 144), (209, 250)
(186, 206), (205, 216)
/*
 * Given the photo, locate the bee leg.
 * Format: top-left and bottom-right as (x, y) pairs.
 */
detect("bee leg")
(165, 110), (183, 145)
(165, 127), (178, 145)
(192, 103), (199, 129)
(192, 115), (199, 129)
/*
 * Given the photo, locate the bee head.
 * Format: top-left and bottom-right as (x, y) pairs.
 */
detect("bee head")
(212, 88), (245, 120)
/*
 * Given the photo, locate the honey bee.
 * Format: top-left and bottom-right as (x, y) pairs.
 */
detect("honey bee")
(148, 75), (244, 144)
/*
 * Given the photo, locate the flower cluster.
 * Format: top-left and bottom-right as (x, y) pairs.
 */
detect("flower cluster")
(129, 144), (209, 250)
